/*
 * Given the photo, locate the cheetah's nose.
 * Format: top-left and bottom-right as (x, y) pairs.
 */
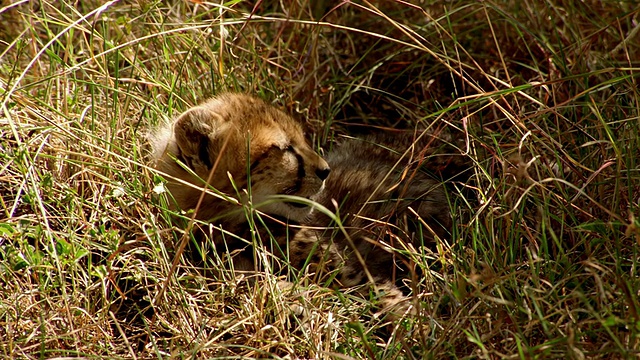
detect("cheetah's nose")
(315, 166), (331, 181)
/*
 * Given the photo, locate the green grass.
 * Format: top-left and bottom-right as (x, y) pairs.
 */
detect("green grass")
(1, 0), (639, 358)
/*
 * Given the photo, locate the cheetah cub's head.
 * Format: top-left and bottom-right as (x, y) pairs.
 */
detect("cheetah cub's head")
(152, 93), (330, 223)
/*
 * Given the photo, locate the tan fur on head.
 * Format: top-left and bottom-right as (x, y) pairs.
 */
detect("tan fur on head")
(151, 93), (330, 225)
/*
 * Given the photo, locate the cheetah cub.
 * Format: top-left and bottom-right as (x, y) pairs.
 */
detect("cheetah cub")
(152, 93), (459, 317)
(151, 93), (330, 228)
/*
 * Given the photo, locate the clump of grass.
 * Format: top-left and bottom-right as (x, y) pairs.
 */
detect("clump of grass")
(1, 0), (639, 358)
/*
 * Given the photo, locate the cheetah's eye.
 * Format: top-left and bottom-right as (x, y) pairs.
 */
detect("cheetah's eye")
(284, 145), (301, 166)
(249, 144), (297, 172)
(284, 145), (305, 177)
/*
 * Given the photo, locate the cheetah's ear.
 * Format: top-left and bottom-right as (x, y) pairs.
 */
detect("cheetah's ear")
(173, 106), (228, 171)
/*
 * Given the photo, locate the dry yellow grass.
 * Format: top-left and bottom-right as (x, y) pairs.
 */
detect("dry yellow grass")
(1, 0), (639, 358)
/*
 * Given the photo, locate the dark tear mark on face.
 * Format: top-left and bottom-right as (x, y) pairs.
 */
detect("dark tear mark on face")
(198, 136), (213, 168)
(289, 145), (306, 179)
(280, 145), (305, 196)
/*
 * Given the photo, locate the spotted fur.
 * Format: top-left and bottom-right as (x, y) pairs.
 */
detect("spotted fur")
(151, 93), (462, 318)
(151, 93), (330, 231)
